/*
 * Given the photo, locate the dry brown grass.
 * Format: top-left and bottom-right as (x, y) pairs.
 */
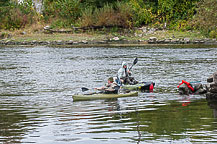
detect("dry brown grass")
(79, 2), (133, 28)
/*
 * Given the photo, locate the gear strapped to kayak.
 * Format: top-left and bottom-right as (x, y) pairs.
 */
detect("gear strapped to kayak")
(178, 80), (207, 95)
(177, 80), (194, 92)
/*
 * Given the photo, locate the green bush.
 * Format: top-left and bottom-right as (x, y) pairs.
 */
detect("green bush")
(192, 0), (217, 37)
(129, 0), (155, 26)
(79, 2), (133, 28)
(43, 0), (82, 27)
(0, 0), (38, 30)
(80, 0), (120, 8)
(209, 30), (217, 39)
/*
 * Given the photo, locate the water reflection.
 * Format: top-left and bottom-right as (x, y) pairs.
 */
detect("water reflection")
(0, 46), (217, 143)
(207, 101), (217, 118)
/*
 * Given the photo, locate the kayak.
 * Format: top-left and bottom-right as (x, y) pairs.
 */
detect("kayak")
(122, 81), (155, 91)
(72, 91), (138, 101)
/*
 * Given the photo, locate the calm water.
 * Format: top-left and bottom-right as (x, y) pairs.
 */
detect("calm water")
(0, 46), (217, 144)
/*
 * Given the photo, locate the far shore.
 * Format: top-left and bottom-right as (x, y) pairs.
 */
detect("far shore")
(1, 28), (216, 47)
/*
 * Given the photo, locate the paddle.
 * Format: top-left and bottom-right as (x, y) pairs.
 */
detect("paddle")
(81, 87), (89, 92)
(81, 86), (120, 92)
(129, 57), (138, 71)
(125, 57), (138, 78)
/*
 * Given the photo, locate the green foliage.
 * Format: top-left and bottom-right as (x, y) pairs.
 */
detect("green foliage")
(80, 0), (120, 8)
(79, 2), (133, 28)
(0, 0), (10, 6)
(209, 30), (217, 39)
(128, 0), (199, 29)
(79, 7), (95, 27)
(0, 0), (216, 39)
(192, 0), (217, 37)
(43, 0), (81, 27)
(129, 0), (155, 26)
(0, 32), (9, 39)
(157, 0), (197, 21)
(0, 0), (38, 30)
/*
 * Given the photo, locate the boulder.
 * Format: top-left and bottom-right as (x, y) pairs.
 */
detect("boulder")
(213, 71), (217, 83)
(210, 85), (217, 93)
(112, 37), (120, 41)
(207, 74), (213, 83)
(206, 71), (217, 101)
(149, 37), (157, 42)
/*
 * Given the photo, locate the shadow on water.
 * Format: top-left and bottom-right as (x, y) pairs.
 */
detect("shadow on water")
(0, 46), (217, 143)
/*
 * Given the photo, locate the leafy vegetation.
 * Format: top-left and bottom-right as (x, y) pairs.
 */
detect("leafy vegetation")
(0, 0), (40, 30)
(0, 0), (216, 38)
(191, 0), (217, 38)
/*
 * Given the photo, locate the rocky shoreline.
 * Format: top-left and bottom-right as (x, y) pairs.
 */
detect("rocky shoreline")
(1, 26), (216, 47)
(206, 71), (217, 102)
(0, 37), (216, 47)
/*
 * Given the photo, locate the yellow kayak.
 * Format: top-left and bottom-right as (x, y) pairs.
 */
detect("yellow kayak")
(72, 91), (138, 101)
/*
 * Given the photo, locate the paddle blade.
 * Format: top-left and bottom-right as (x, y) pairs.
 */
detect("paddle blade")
(133, 57), (138, 65)
(81, 87), (89, 92)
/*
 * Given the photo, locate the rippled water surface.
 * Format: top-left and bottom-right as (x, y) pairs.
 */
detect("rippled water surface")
(0, 46), (217, 144)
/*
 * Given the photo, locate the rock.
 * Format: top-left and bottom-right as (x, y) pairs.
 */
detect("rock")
(184, 38), (190, 41)
(149, 37), (157, 42)
(207, 75), (213, 83)
(213, 71), (217, 83)
(138, 27), (147, 33)
(21, 31), (26, 35)
(183, 38), (190, 44)
(206, 92), (217, 102)
(44, 25), (51, 30)
(81, 40), (88, 44)
(210, 82), (217, 87)
(112, 37), (119, 41)
(66, 40), (74, 45)
(171, 39), (179, 44)
(193, 40), (200, 44)
(164, 39), (171, 43)
(210, 85), (217, 93)
(138, 34), (142, 37)
(148, 37), (157, 44)
(148, 28), (156, 34)
(206, 71), (217, 101)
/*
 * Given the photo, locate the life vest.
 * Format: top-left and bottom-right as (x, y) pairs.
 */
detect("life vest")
(177, 80), (194, 92)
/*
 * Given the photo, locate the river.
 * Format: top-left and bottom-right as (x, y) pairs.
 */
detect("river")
(0, 46), (217, 144)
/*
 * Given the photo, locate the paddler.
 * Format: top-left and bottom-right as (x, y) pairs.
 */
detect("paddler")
(95, 77), (119, 94)
(117, 61), (137, 85)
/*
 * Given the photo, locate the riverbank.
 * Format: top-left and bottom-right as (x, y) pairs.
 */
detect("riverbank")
(1, 28), (216, 47)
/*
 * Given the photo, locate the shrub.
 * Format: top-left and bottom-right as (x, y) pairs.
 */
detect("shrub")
(0, 0), (39, 30)
(79, 7), (95, 27)
(79, 2), (133, 28)
(192, 0), (217, 37)
(43, 0), (81, 27)
(209, 30), (217, 39)
(129, 0), (155, 26)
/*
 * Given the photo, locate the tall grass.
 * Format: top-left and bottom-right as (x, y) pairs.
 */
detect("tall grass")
(79, 2), (133, 28)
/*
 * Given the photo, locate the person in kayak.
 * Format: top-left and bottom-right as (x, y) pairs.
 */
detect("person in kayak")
(117, 61), (137, 85)
(95, 77), (120, 94)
